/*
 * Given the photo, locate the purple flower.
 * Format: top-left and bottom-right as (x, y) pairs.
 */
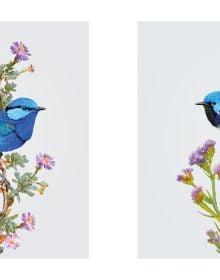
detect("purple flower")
(203, 139), (216, 152)
(189, 151), (205, 166)
(206, 230), (220, 244)
(21, 212), (35, 231)
(197, 140), (215, 155)
(189, 139), (216, 166)
(207, 229), (215, 238)
(4, 234), (20, 250)
(10, 42), (31, 61)
(191, 186), (204, 203)
(36, 153), (55, 170)
(177, 168), (194, 184)
(214, 163), (220, 178)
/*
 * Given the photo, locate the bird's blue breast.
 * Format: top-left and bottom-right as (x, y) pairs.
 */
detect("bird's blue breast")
(0, 131), (24, 152)
(15, 111), (38, 141)
(0, 111), (38, 152)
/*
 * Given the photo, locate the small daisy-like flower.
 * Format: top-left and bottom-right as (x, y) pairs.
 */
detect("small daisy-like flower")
(177, 168), (194, 184)
(189, 151), (205, 166)
(36, 153), (55, 170)
(21, 212), (35, 231)
(4, 234), (20, 250)
(191, 186), (204, 203)
(10, 41), (31, 61)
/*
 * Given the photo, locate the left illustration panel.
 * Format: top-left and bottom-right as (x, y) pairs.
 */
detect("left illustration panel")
(0, 22), (89, 258)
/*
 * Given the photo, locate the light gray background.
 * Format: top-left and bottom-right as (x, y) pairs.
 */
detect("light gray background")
(139, 22), (220, 258)
(0, 22), (88, 258)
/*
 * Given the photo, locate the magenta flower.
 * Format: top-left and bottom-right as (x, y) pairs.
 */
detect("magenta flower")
(21, 212), (35, 231)
(36, 153), (55, 170)
(10, 41), (31, 61)
(4, 234), (20, 250)
(191, 186), (204, 203)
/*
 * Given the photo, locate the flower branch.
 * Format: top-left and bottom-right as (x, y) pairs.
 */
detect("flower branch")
(177, 139), (220, 253)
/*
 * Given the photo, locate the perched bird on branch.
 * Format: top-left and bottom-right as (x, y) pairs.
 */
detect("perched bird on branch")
(0, 97), (45, 151)
(196, 91), (220, 127)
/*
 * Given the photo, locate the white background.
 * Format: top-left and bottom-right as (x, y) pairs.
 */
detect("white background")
(1, 0), (220, 279)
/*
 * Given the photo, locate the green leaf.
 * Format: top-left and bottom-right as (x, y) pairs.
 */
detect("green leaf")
(4, 82), (16, 92)
(198, 211), (214, 218)
(9, 214), (18, 220)
(25, 190), (35, 197)
(0, 64), (5, 74)
(5, 153), (28, 170)
(16, 195), (20, 203)
(4, 70), (19, 80)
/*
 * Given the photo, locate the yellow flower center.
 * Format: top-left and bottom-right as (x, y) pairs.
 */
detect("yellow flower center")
(10, 239), (16, 245)
(195, 190), (204, 203)
(19, 46), (25, 52)
(27, 217), (33, 223)
(44, 157), (49, 163)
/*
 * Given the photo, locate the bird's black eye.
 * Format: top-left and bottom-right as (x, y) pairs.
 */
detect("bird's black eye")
(208, 102), (216, 106)
(21, 106), (27, 110)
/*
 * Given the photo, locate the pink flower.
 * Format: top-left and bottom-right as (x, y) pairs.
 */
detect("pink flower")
(21, 212), (35, 231)
(36, 153), (55, 170)
(4, 234), (20, 250)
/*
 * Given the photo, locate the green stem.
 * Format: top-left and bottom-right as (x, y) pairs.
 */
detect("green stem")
(210, 174), (220, 215)
(199, 202), (217, 217)
(30, 166), (41, 180)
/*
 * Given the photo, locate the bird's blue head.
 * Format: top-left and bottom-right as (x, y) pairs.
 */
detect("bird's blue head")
(6, 98), (45, 120)
(203, 91), (220, 114)
(196, 91), (220, 127)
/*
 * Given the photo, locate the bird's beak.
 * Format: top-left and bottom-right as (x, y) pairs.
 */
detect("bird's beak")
(195, 102), (209, 106)
(35, 106), (46, 111)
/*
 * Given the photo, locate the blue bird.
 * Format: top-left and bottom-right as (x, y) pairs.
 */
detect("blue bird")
(0, 97), (45, 152)
(196, 91), (220, 127)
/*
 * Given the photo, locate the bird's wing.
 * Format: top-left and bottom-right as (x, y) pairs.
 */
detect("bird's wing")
(0, 122), (15, 136)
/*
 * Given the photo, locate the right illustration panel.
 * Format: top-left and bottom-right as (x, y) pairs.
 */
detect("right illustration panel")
(138, 22), (220, 258)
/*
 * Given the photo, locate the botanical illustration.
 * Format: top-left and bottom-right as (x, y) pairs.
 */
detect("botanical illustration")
(0, 42), (55, 254)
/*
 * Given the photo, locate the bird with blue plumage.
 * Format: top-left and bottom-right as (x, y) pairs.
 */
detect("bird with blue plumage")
(196, 91), (220, 127)
(0, 41), (55, 255)
(0, 97), (45, 152)
(0, 41), (45, 152)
